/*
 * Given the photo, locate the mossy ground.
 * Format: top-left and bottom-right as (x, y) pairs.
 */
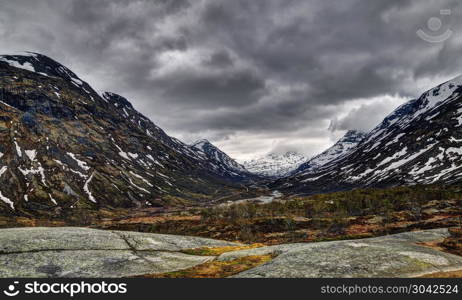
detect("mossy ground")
(182, 244), (265, 256)
(138, 255), (274, 278)
(420, 269), (462, 278)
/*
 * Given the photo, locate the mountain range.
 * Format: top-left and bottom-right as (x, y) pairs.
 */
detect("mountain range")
(274, 74), (462, 194)
(0, 52), (256, 214)
(293, 130), (367, 175)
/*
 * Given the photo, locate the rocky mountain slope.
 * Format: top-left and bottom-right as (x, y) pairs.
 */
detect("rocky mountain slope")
(274, 75), (462, 194)
(243, 152), (307, 177)
(0, 52), (256, 214)
(293, 130), (367, 175)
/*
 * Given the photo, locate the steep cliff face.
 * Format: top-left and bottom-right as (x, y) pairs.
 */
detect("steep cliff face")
(0, 52), (254, 214)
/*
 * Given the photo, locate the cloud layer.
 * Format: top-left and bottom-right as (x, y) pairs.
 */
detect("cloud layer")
(1, 0), (462, 160)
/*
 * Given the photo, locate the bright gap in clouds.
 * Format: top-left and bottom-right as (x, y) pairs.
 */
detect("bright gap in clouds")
(215, 94), (410, 162)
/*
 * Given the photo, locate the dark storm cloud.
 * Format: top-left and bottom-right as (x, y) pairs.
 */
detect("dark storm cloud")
(203, 50), (234, 68)
(1, 0), (462, 159)
(154, 69), (266, 109)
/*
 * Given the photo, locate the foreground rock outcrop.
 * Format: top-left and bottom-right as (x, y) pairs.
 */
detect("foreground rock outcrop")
(222, 228), (462, 278)
(0, 227), (461, 278)
(0, 227), (237, 277)
(441, 227), (462, 256)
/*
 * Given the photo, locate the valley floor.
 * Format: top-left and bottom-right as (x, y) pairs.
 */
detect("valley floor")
(91, 185), (462, 246)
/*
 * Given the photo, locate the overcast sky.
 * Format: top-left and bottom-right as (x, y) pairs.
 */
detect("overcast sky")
(1, 0), (462, 161)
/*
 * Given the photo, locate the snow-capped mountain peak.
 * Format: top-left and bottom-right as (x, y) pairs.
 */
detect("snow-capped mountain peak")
(0, 52), (87, 87)
(191, 139), (248, 173)
(191, 139), (210, 152)
(294, 129), (367, 175)
(243, 151), (308, 177)
(274, 74), (462, 194)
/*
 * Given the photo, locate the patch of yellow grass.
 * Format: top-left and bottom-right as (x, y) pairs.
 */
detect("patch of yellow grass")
(419, 270), (462, 278)
(182, 243), (265, 256)
(139, 255), (273, 278)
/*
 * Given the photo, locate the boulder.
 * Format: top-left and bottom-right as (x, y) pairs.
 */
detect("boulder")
(0, 227), (237, 278)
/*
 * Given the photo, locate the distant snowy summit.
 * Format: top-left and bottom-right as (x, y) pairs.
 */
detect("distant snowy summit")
(243, 151), (308, 177)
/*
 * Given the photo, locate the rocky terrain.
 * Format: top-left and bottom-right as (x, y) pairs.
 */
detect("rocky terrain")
(0, 52), (259, 216)
(0, 227), (237, 277)
(1, 227), (461, 278)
